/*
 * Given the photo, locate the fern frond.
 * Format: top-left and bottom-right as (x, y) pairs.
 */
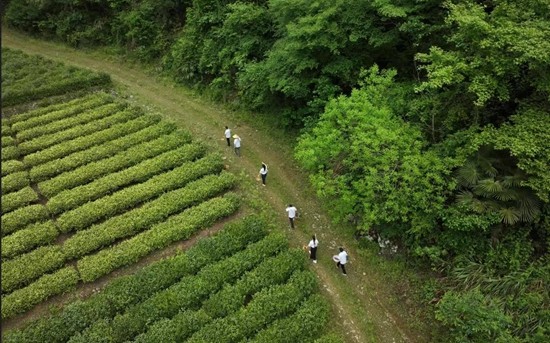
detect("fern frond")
(456, 161), (480, 187)
(498, 207), (521, 225)
(475, 179), (503, 198)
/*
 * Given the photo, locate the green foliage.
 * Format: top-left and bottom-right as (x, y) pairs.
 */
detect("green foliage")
(1, 267), (80, 320)
(11, 93), (114, 134)
(455, 145), (542, 226)
(3, 216), (268, 343)
(436, 288), (517, 343)
(74, 231), (286, 342)
(202, 249), (306, 318)
(4, 1), (187, 60)
(1, 171), (30, 194)
(1, 145), (20, 162)
(187, 270), (317, 342)
(76, 193), (241, 282)
(1, 160), (25, 176)
(1, 186), (39, 213)
(135, 248), (306, 342)
(1, 204), (50, 236)
(250, 294), (330, 343)
(1, 135), (16, 148)
(9, 92), (111, 125)
(1, 48), (110, 106)
(133, 309), (212, 343)
(314, 333), (346, 343)
(29, 121), (177, 183)
(47, 143), (205, 215)
(18, 106), (141, 155)
(23, 115), (160, 167)
(56, 153), (224, 232)
(448, 258), (550, 341)
(1, 221), (59, 260)
(62, 172), (237, 260)
(1, 246), (65, 294)
(295, 66), (451, 234)
(413, 0), (550, 141)
(489, 106), (550, 202)
(38, 132), (191, 198)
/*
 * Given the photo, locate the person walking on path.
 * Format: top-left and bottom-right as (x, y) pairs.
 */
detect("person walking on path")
(224, 126), (231, 147)
(233, 135), (241, 156)
(286, 204), (297, 229)
(259, 163), (268, 186)
(335, 247), (348, 275)
(308, 235), (319, 263)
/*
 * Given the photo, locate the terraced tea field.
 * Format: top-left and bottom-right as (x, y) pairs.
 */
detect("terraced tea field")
(1, 48), (339, 342)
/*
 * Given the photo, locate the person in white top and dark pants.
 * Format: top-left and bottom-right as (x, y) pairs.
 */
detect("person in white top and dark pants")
(308, 235), (319, 263)
(259, 163), (268, 186)
(336, 247), (348, 275)
(224, 126), (231, 146)
(285, 204), (297, 228)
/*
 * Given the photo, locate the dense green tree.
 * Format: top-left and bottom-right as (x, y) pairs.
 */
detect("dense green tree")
(295, 66), (451, 237)
(414, 0), (550, 140)
(239, 0), (447, 124)
(4, 0), (188, 60)
(164, 0), (274, 100)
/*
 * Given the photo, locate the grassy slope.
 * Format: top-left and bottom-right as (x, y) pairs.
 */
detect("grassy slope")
(1, 28), (438, 343)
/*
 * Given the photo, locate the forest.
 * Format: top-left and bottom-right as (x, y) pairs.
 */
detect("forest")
(4, 0), (549, 341)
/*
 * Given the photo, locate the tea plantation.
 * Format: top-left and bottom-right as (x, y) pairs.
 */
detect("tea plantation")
(1, 48), (340, 343)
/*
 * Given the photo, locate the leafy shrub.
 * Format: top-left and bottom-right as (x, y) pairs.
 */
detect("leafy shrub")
(18, 105), (139, 154)
(1, 204), (50, 236)
(1, 221), (59, 259)
(1, 145), (20, 161)
(38, 131), (191, 197)
(187, 270), (318, 343)
(29, 121), (177, 182)
(63, 172), (236, 259)
(133, 309), (212, 343)
(23, 115), (159, 167)
(2, 124), (13, 136)
(1, 245), (65, 293)
(1, 159), (25, 176)
(314, 334), (346, 343)
(1, 135), (15, 147)
(47, 143), (205, 214)
(56, 153), (223, 232)
(1, 267), (80, 320)
(2, 216), (267, 343)
(1, 50), (111, 106)
(9, 92), (111, 124)
(73, 231), (285, 342)
(76, 193), (240, 282)
(250, 294), (330, 343)
(12, 93), (114, 133)
(1, 171), (30, 194)
(1, 186), (38, 213)
(202, 249), (306, 318)
(436, 288), (516, 343)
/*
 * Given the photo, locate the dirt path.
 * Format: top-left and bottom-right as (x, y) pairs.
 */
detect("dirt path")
(2, 29), (428, 343)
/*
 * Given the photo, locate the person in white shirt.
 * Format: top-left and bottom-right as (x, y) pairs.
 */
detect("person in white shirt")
(336, 247), (348, 275)
(285, 204), (297, 228)
(308, 235), (319, 263)
(259, 163), (268, 186)
(233, 135), (241, 156)
(224, 126), (231, 147)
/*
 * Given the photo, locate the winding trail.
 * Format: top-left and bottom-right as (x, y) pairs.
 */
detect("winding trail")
(2, 29), (428, 343)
